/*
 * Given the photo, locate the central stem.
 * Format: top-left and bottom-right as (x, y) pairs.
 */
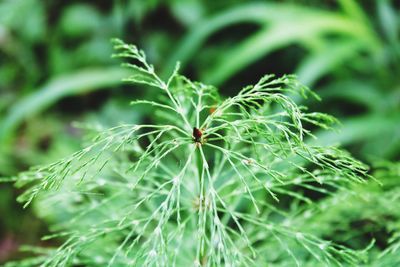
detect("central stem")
(195, 144), (208, 265)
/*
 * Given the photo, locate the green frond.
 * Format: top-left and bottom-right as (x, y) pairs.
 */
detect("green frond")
(10, 39), (372, 267)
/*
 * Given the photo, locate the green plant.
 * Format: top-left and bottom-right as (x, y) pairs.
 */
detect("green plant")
(162, 1), (400, 162)
(7, 39), (373, 266)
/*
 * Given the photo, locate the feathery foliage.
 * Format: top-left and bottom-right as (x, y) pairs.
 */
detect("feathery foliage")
(8, 39), (372, 267)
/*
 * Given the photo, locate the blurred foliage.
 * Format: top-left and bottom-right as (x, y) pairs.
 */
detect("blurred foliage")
(0, 0), (399, 265)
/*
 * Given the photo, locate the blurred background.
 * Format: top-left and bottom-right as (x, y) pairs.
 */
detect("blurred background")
(0, 0), (399, 264)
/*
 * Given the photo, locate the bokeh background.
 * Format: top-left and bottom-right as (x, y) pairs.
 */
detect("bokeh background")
(0, 0), (399, 264)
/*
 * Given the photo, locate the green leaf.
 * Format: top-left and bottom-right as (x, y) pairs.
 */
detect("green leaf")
(164, 3), (380, 86)
(311, 114), (400, 147)
(0, 67), (130, 143)
(296, 40), (366, 86)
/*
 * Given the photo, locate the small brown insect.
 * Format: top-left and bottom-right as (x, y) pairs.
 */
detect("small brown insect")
(193, 127), (203, 143)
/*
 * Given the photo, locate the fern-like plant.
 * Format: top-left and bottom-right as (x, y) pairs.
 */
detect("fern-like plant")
(7, 39), (372, 267)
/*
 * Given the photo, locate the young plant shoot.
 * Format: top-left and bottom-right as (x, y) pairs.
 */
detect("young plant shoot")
(10, 39), (372, 267)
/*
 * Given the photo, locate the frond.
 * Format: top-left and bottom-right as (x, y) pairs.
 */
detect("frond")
(10, 39), (371, 267)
